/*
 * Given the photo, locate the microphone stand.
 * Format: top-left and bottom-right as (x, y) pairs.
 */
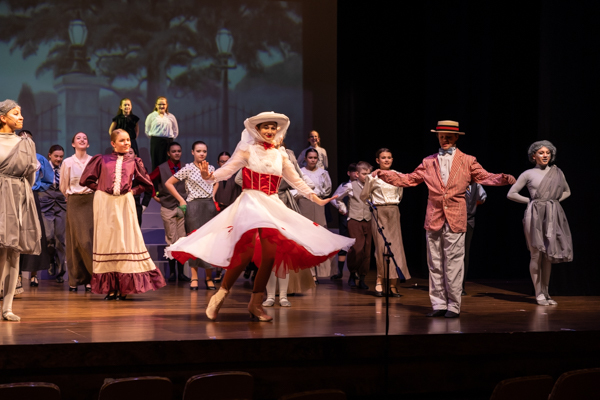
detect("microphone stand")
(366, 199), (405, 337)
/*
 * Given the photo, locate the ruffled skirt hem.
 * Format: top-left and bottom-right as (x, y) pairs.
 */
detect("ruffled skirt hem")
(91, 269), (166, 295)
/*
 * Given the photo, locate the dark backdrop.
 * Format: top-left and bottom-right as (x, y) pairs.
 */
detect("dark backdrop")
(337, 1), (599, 295)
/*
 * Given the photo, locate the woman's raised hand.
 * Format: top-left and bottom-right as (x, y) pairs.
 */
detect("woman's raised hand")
(199, 160), (213, 180)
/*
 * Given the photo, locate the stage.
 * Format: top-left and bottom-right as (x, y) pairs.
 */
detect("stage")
(2, 276), (600, 399)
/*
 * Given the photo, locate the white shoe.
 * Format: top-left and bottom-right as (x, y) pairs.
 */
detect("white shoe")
(546, 298), (558, 305)
(536, 299), (550, 306)
(279, 297), (292, 307)
(2, 311), (21, 321)
(262, 298), (275, 307)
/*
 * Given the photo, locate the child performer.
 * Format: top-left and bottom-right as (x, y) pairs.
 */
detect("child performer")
(109, 98), (140, 156)
(298, 148), (333, 281)
(0, 99), (41, 321)
(331, 161), (373, 290)
(149, 142), (190, 283)
(507, 140), (572, 306)
(360, 148), (410, 297)
(330, 163), (358, 280)
(165, 141), (218, 290)
(80, 129), (166, 300)
(39, 144), (67, 282)
(297, 130), (328, 170)
(145, 96), (178, 170)
(166, 112), (354, 322)
(17, 130), (52, 288)
(376, 120), (515, 318)
(60, 132), (94, 292)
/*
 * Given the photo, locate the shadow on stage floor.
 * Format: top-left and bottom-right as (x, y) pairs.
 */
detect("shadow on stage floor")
(1, 277), (600, 399)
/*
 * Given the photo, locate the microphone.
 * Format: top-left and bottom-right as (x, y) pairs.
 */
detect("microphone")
(367, 200), (377, 210)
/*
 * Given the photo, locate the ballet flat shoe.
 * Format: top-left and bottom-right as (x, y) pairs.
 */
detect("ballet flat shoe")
(2, 311), (20, 322)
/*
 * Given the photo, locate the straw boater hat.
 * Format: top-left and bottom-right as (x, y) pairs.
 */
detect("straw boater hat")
(242, 111), (290, 145)
(430, 120), (465, 135)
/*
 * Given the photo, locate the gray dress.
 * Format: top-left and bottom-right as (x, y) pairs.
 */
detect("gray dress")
(523, 165), (573, 263)
(0, 137), (41, 255)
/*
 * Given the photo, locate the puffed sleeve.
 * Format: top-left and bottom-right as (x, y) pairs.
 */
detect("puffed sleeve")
(170, 114), (179, 138)
(80, 154), (103, 191)
(212, 144), (249, 183)
(173, 164), (190, 182)
(59, 160), (70, 197)
(281, 149), (316, 200)
(321, 170), (332, 197)
(132, 157), (154, 196)
(144, 112), (155, 137)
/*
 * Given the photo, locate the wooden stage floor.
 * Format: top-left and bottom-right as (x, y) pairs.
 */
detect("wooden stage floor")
(3, 276), (600, 344)
(2, 276), (600, 399)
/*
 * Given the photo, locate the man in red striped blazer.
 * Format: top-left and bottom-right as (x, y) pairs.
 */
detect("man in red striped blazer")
(376, 120), (515, 318)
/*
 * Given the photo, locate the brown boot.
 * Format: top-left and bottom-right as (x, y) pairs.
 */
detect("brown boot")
(206, 287), (229, 321)
(248, 292), (273, 322)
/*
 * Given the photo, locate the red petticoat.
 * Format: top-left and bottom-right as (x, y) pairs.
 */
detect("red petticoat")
(171, 228), (339, 278)
(91, 269), (167, 295)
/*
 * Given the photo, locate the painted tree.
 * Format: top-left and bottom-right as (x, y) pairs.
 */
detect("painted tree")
(0, 0), (302, 109)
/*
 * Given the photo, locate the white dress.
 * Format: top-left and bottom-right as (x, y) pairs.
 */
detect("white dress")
(165, 141), (354, 278)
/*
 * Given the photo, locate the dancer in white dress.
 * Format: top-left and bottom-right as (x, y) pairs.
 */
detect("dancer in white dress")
(165, 112), (354, 321)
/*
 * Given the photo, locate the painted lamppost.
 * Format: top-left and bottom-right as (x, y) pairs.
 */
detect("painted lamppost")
(216, 28), (237, 152)
(68, 18), (93, 75)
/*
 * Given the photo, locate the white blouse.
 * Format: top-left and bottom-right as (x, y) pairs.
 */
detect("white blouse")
(59, 154), (94, 196)
(300, 167), (332, 199)
(145, 111), (179, 139)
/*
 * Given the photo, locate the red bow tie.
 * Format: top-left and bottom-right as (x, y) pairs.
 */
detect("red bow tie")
(262, 142), (275, 150)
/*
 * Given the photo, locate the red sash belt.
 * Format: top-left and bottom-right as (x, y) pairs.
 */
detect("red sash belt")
(242, 167), (282, 196)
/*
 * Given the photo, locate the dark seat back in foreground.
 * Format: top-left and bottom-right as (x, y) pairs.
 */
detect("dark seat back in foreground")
(489, 375), (554, 400)
(98, 376), (172, 400)
(548, 368), (600, 400)
(0, 382), (61, 400)
(183, 371), (254, 400)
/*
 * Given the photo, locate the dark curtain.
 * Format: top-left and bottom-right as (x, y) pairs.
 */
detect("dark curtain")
(337, 1), (599, 294)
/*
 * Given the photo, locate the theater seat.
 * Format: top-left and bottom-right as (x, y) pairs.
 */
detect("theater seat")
(0, 382), (61, 400)
(98, 376), (172, 400)
(548, 368), (600, 400)
(489, 375), (554, 400)
(183, 371), (253, 400)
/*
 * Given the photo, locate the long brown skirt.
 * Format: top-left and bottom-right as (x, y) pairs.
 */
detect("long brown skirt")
(65, 193), (94, 286)
(372, 205), (410, 280)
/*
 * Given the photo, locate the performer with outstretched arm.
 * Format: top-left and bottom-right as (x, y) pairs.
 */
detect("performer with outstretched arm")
(507, 140), (572, 306)
(0, 99), (41, 321)
(375, 120), (515, 318)
(165, 112), (354, 322)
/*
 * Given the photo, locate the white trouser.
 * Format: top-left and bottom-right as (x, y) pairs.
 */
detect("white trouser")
(425, 223), (465, 313)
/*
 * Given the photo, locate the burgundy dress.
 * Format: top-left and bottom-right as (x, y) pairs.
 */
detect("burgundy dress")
(80, 152), (166, 294)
